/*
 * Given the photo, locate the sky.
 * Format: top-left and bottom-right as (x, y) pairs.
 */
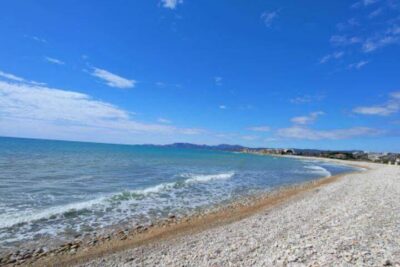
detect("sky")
(0, 0), (400, 152)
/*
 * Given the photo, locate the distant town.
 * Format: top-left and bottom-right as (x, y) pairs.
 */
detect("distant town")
(164, 143), (400, 165)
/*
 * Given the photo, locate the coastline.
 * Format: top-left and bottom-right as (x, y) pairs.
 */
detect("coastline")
(10, 158), (368, 266)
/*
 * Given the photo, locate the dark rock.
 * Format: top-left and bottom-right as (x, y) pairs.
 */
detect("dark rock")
(125, 257), (135, 263)
(383, 259), (392, 266)
(7, 258), (17, 264)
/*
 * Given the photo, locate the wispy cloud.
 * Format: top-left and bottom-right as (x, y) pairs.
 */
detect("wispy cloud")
(368, 7), (384, 18)
(241, 135), (259, 141)
(160, 0), (183, 9)
(348, 60), (369, 69)
(336, 18), (360, 31)
(362, 35), (400, 52)
(290, 94), (325, 104)
(275, 108), (382, 140)
(352, 0), (380, 8)
(157, 118), (172, 124)
(24, 35), (47, 43)
(277, 126), (382, 140)
(326, 0), (399, 70)
(291, 111), (324, 125)
(320, 51), (345, 64)
(248, 126), (270, 132)
(0, 70), (26, 82)
(353, 91), (400, 115)
(91, 67), (136, 89)
(364, 0), (379, 6)
(330, 35), (362, 46)
(45, 57), (65, 65)
(0, 70), (45, 85)
(338, 2), (400, 53)
(219, 105), (227, 110)
(155, 81), (166, 88)
(387, 25), (400, 35)
(261, 10), (279, 27)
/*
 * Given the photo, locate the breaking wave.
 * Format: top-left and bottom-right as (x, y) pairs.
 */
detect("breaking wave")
(0, 172), (235, 230)
(304, 165), (332, 177)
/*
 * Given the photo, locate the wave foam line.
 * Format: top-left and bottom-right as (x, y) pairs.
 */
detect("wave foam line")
(184, 172), (235, 184)
(0, 172), (235, 229)
(0, 197), (106, 229)
(304, 165), (331, 177)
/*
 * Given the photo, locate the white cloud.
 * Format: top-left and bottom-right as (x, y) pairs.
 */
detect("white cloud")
(348, 60), (369, 69)
(261, 10), (279, 27)
(158, 118), (172, 124)
(160, 0), (183, 9)
(0, 80), (204, 141)
(277, 126), (381, 140)
(275, 110), (381, 141)
(291, 111), (324, 125)
(353, 106), (395, 115)
(219, 105), (227, 109)
(45, 57), (65, 65)
(248, 126), (270, 132)
(320, 51), (344, 64)
(353, 91), (400, 115)
(91, 67), (136, 89)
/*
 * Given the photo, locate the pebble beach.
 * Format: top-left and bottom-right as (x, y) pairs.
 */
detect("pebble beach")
(77, 161), (400, 266)
(2, 160), (399, 266)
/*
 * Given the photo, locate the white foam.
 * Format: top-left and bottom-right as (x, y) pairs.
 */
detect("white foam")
(184, 172), (235, 184)
(304, 165), (331, 177)
(0, 172), (236, 230)
(133, 182), (176, 194)
(0, 197), (106, 229)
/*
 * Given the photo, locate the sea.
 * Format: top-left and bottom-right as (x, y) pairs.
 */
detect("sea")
(0, 136), (357, 250)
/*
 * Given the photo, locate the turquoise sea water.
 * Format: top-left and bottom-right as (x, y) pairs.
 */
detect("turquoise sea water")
(0, 137), (356, 249)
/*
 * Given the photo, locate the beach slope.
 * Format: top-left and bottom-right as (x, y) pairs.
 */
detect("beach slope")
(78, 162), (400, 266)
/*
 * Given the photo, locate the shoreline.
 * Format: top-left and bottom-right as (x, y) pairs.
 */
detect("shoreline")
(15, 159), (368, 266)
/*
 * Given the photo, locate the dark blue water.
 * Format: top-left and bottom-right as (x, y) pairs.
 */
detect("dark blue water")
(0, 137), (356, 248)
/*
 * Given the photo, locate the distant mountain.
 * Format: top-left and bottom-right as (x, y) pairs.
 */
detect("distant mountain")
(164, 143), (245, 151)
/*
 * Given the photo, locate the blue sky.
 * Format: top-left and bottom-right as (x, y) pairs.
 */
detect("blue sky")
(0, 0), (400, 151)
